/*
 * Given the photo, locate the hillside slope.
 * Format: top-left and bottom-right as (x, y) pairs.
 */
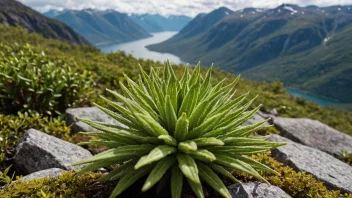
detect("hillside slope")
(44, 9), (151, 45)
(129, 14), (192, 32)
(148, 4), (352, 103)
(0, 0), (88, 45)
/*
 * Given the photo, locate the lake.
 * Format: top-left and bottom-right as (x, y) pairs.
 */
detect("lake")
(287, 89), (341, 107)
(98, 33), (341, 107)
(99, 31), (184, 64)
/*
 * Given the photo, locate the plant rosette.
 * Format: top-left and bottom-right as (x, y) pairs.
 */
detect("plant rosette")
(73, 62), (286, 198)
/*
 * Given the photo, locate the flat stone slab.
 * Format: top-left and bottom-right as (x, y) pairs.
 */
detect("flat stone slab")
(272, 117), (352, 156)
(243, 112), (270, 126)
(20, 168), (67, 181)
(268, 134), (352, 194)
(228, 182), (291, 198)
(14, 129), (92, 175)
(66, 107), (123, 133)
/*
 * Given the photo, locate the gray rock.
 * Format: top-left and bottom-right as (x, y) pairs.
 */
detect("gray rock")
(243, 112), (270, 126)
(272, 117), (352, 156)
(268, 134), (352, 194)
(14, 129), (92, 174)
(66, 107), (123, 133)
(20, 168), (67, 181)
(269, 108), (278, 115)
(228, 182), (291, 198)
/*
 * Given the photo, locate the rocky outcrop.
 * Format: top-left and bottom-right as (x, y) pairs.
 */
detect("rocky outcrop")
(66, 107), (123, 133)
(20, 168), (67, 181)
(14, 129), (92, 175)
(272, 117), (352, 156)
(268, 134), (352, 194)
(228, 182), (291, 198)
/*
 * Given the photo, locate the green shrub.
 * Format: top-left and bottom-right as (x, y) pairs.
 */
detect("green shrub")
(0, 43), (94, 115)
(0, 172), (103, 198)
(73, 63), (285, 198)
(0, 112), (70, 155)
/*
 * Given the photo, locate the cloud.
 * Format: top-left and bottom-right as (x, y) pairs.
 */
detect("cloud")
(18, 0), (352, 17)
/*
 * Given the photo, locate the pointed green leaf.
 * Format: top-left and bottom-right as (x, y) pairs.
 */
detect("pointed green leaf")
(177, 154), (200, 183)
(135, 145), (177, 169)
(109, 165), (153, 198)
(158, 135), (177, 146)
(178, 140), (197, 152)
(197, 162), (231, 198)
(142, 156), (176, 191)
(208, 163), (240, 183)
(174, 112), (189, 142)
(171, 165), (183, 198)
(186, 177), (204, 198)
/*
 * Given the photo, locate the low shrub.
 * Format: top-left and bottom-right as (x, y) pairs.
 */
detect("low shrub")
(0, 112), (70, 156)
(0, 43), (94, 115)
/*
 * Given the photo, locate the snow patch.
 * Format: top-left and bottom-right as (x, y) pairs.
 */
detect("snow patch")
(324, 37), (331, 43)
(240, 14), (243, 17)
(284, 6), (298, 13)
(348, 7), (351, 10)
(225, 11), (229, 15)
(141, 17), (144, 21)
(278, 9), (281, 13)
(84, 10), (92, 14)
(251, 11), (256, 14)
(302, 11), (305, 14)
(338, 7), (341, 11)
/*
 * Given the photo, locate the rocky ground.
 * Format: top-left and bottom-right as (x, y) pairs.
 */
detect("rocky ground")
(4, 107), (352, 197)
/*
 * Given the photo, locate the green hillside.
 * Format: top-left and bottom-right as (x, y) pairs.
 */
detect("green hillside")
(147, 4), (352, 104)
(1, 24), (351, 136)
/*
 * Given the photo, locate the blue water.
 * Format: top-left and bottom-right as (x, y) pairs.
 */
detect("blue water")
(98, 31), (184, 64)
(287, 89), (341, 107)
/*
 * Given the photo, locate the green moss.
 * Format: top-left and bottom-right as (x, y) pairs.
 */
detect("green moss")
(0, 172), (103, 198)
(338, 151), (352, 166)
(232, 152), (352, 198)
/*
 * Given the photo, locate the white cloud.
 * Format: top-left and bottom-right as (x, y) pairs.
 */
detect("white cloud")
(17, 0), (352, 17)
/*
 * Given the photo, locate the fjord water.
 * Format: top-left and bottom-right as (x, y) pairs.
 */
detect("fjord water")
(99, 31), (184, 64)
(98, 32), (340, 107)
(287, 89), (341, 107)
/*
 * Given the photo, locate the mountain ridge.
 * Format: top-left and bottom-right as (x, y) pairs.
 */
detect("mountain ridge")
(147, 4), (352, 103)
(44, 9), (151, 45)
(0, 0), (89, 45)
(129, 14), (192, 33)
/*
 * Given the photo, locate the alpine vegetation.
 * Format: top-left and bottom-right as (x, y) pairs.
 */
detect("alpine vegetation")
(73, 62), (286, 198)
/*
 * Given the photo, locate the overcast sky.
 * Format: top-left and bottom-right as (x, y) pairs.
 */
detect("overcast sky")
(18, 0), (352, 17)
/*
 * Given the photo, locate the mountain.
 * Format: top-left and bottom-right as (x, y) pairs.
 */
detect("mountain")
(147, 4), (352, 103)
(0, 0), (88, 45)
(44, 9), (151, 45)
(129, 14), (192, 32)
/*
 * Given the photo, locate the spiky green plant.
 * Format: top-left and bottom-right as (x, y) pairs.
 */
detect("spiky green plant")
(73, 62), (286, 198)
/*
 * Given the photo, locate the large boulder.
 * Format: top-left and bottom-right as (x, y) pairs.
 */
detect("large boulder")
(272, 117), (352, 156)
(20, 168), (67, 181)
(14, 129), (92, 175)
(228, 182), (291, 198)
(268, 134), (352, 194)
(66, 107), (123, 133)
